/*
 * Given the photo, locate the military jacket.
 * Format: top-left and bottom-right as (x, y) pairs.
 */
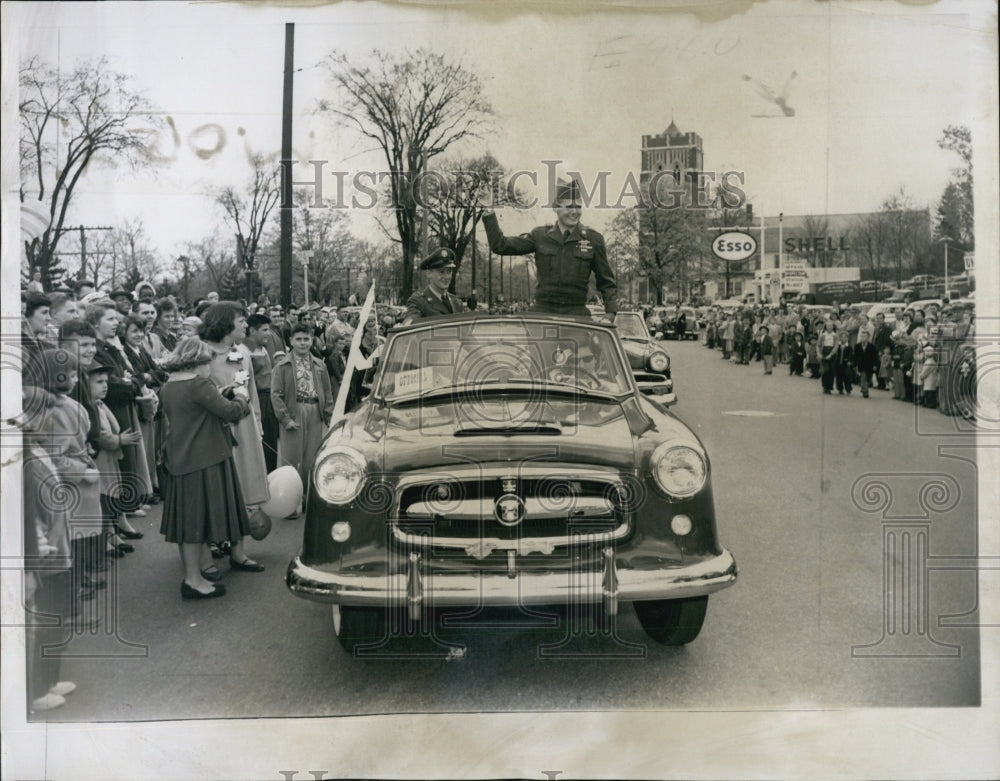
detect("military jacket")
(483, 214), (617, 315)
(404, 286), (466, 321)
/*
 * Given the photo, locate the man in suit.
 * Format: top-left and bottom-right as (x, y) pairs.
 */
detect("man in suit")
(480, 178), (617, 319)
(403, 248), (466, 323)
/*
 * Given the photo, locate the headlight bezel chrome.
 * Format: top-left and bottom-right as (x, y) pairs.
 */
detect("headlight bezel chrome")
(314, 446), (368, 505)
(650, 440), (708, 499)
(647, 350), (670, 373)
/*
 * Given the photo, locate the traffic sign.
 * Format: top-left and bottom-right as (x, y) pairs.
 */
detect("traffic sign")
(712, 231), (758, 262)
(964, 252), (974, 271)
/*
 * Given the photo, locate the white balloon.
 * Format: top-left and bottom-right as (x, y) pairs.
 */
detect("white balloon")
(259, 466), (303, 519)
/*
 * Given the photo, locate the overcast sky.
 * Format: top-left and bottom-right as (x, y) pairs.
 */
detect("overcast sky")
(4, 0), (997, 264)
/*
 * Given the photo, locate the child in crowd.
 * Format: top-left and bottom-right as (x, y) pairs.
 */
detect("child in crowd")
(35, 349), (105, 623)
(87, 364), (143, 567)
(878, 345), (893, 392)
(759, 326), (774, 374)
(19, 387), (77, 713)
(789, 333), (806, 376)
(853, 329), (879, 399)
(180, 316), (202, 338)
(920, 334), (940, 409)
(832, 330), (854, 395)
(806, 336), (820, 378)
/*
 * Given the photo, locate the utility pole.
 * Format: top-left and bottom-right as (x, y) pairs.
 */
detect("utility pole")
(279, 22), (295, 309)
(488, 246), (493, 306)
(470, 221), (477, 293)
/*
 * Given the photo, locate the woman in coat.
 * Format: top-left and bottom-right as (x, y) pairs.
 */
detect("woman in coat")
(271, 323), (335, 499)
(85, 300), (153, 522)
(199, 302), (270, 509)
(159, 338), (264, 598)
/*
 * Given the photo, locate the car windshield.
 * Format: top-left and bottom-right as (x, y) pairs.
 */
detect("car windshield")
(375, 318), (632, 402)
(614, 312), (650, 339)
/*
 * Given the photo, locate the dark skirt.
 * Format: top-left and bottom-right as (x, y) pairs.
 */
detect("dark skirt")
(159, 459), (250, 544)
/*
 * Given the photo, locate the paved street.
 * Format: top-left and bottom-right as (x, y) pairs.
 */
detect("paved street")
(37, 337), (980, 722)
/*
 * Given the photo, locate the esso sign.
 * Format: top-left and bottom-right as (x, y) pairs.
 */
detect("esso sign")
(712, 231), (757, 261)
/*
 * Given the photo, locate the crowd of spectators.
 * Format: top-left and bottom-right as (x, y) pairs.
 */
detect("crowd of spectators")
(697, 301), (977, 413)
(15, 280), (389, 713)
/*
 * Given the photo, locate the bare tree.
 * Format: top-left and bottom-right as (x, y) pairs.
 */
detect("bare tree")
(422, 154), (528, 293)
(183, 233), (237, 298)
(853, 212), (890, 286)
(635, 179), (706, 305)
(880, 188), (931, 283)
(317, 48), (494, 299)
(355, 240), (400, 304)
(291, 189), (357, 305)
(19, 56), (162, 287)
(216, 152), (281, 300)
(106, 217), (159, 291)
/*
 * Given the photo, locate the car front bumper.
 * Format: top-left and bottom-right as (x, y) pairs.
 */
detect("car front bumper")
(286, 548), (736, 618)
(633, 373), (676, 404)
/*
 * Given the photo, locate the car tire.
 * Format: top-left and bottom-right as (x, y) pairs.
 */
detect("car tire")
(633, 595), (708, 645)
(332, 605), (386, 654)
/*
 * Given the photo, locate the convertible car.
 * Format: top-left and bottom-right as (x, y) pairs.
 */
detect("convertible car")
(286, 315), (736, 654)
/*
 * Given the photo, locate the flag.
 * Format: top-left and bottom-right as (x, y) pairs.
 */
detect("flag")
(331, 281), (377, 421)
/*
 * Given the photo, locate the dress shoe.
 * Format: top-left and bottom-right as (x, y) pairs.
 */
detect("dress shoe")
(181, 581), (226, 599)
(116, 526), (144, 540)
(31, 693), (66, 711)
(81, 575), (106, 589)
(49, 681), (77, 697)
(201, 567), (223, 582)
(127, 509), (147, 518)
(229, 557), (265, 573)
(115, 542), (135, 554)
(106, 547), (126, 559)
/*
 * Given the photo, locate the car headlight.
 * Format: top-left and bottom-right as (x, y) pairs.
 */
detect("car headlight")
(314, 446), (367, 504)
(651, 442), (707, 498)
(648, 351), (670, 373)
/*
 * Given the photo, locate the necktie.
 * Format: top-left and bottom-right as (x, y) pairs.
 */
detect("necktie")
(564, 230), (571, 241)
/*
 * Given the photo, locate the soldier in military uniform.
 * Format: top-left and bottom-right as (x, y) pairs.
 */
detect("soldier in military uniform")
(403, 248), (467, 323)
(480, 179), (617, 318)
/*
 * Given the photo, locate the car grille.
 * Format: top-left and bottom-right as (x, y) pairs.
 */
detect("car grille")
(392, 465), (631, 556)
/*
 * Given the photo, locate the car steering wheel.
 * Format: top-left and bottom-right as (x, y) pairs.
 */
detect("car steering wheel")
(547, 366), (602, 389)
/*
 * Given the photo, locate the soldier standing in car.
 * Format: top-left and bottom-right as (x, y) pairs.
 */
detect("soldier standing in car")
(403, 248), (467, 323)
(480, 178), (617, 319)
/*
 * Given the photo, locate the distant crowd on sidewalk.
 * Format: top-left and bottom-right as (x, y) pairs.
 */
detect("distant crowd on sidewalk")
(698, 301), (977, 413)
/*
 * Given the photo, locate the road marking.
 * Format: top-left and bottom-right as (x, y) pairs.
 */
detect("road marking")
(722, 410), (786, 417)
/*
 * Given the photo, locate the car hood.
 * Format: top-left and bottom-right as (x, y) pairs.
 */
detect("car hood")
(373, 395), (638, 472)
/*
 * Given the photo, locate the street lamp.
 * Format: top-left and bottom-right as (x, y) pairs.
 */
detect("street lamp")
(301, 250), (313, 306)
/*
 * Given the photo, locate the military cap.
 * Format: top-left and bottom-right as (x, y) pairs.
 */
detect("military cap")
(554, 177), (582, 203)
(420, 247), (456, 271)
